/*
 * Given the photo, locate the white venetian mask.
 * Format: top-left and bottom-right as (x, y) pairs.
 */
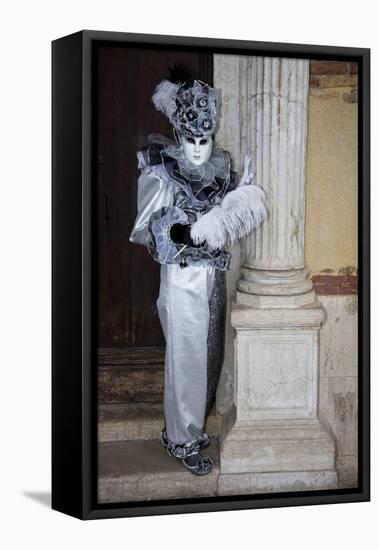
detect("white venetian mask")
(179, 134), (213, 167)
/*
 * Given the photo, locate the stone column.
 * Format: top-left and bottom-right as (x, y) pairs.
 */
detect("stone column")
(215, 56), (337, 495)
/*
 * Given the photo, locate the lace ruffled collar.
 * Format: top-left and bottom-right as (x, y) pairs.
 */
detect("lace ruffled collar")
(137, 133), (232, 206)
(161, 141), (230, 188)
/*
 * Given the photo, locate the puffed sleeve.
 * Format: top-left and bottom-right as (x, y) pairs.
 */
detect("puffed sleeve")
(129, 166), (174, 248)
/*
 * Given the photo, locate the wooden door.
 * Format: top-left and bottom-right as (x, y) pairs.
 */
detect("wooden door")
(95, 44), (213, 402)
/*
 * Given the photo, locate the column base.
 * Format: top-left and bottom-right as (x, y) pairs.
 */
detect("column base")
(237, 289), (316, 309)
(220, 411), (336, 473)
(238, 267), (314, 299)
(219, 411), (338, 494)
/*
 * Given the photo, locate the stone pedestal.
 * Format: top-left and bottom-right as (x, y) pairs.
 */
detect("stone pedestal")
(218, 304), (337, 494)
(215, 55), (337, 495)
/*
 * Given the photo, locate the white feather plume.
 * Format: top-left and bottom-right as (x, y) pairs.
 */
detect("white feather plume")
(190, 185), (268, 250)
(152, 79), (180, 124)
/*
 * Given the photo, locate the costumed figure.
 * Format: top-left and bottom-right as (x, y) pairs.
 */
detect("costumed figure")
(130, 70), (267, 476)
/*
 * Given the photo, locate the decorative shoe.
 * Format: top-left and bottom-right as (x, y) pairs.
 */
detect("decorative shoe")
(160, 428), (213, 475)
(181, 452), (213, 476)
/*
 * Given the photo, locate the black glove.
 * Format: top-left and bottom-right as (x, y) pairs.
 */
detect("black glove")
(170, 223), (203, 247)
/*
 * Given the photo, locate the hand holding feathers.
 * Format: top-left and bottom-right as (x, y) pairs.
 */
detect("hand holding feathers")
(238, 155), (255, 187)
(190, 156), (267, 250)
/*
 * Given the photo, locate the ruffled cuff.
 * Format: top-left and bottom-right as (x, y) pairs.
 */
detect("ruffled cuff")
(148, 206), (189, 264)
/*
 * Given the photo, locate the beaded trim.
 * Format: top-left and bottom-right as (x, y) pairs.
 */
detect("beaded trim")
(160, 428), (210, 459)
(184, 455), (213, 475)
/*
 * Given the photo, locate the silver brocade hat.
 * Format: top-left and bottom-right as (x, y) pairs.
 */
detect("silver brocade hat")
(152, 79), (218, 137)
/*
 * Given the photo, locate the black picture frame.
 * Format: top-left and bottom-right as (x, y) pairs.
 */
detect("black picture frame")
(52, 30), (370, 520)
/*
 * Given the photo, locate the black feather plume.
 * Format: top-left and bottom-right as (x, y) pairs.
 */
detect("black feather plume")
(168, 63), (193, 85)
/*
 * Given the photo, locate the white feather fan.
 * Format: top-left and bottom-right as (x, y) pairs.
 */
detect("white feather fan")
(190, 185), (267, 250)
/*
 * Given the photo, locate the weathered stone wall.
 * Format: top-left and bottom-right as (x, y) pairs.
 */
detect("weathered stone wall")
(306, 61), (358, 277)
(307, 61), (358, 487)
(318, 294), (358, 487)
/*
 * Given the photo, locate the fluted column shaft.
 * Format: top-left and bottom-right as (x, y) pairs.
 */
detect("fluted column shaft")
(238, 58), (314, 303)
(245, 57), (309, 270)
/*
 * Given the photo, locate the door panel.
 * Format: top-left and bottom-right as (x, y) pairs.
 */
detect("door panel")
(95, 45), (213, 400)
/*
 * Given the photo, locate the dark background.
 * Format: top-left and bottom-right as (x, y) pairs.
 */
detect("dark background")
(95, 45), (213, 403)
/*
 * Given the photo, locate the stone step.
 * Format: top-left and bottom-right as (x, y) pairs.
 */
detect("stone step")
(98, 402), (222, 443)
(97, 348), (165, 404)
(98, 364), (164, 404)
(97, 438), (220, 503)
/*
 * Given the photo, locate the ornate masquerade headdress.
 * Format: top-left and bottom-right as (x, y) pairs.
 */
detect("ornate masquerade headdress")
(152, 77), (218, 138)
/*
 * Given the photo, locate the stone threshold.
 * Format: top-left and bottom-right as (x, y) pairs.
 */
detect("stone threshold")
(97, 437), (350, 504)
(97, 438), (220, 503)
